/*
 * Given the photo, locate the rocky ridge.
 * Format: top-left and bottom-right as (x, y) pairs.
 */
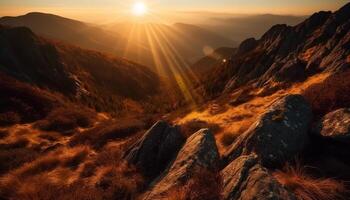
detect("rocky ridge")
(203, 3), (350, 96)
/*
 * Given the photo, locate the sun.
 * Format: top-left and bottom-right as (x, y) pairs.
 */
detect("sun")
(132, 2), (148, 16)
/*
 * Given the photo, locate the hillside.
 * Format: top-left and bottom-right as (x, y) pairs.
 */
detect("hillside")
(0, 25), (165, 115)
(202, 3), (350, 98)
(190, 47), (236, 75)
(1, 3), (350, 200)
(106, 22), (236, 73)
(202, 14), (306, 43)
(0, 12), (131, 55)
(0, 13), (236, 76)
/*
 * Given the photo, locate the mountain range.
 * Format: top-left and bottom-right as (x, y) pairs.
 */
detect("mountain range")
(0, 2), (350, 200)
(202, 14), (307, 42)
(0, 25), (166, 115)
(0, 12), (236, 75)
(202, 4), (350, 98)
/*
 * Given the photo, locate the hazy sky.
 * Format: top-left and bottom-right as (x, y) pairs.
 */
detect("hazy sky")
(0, 0), (348, 23)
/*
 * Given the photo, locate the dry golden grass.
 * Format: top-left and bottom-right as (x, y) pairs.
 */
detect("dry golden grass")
(0, 130), (9, 139)
(220, 132), (238, 147)
(173, 72), (331, 153)
(69, 119), (144, 149)
(273, 163), (347, 200)
(0, 143), (145, 200)
(34, 106), (96, 135)
(180, 119), (221, 138)
(166, 169), (222, 200)
(302, 70), (350, 117)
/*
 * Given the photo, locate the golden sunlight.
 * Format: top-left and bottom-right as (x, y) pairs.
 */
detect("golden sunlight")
(132, 2), (148, 16)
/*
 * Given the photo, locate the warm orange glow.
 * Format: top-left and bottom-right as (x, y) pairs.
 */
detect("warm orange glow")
(132, 2), (148, 16)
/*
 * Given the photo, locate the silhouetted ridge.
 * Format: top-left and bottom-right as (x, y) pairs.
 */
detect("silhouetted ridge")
(202, 2), (350, 96)
(0, 26), (161, 114)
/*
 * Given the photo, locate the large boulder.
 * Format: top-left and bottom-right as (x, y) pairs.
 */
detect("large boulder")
(221, 154), (296, 200)
(124, 121), (185, 179)
(314, 108), (350, 143)
(223, 95), (312, 168)
(144, 129), (219, 199)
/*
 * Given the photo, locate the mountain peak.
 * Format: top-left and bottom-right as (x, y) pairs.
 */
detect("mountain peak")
(334, 2), (350, 21)
(202, 2), (350, 96)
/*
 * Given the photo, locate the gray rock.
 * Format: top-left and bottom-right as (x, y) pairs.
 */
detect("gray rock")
(275, 58), (307, 82)
(223, 95), (312, 168)
(124, 121), (185, 179)
(202, 3), (350, 97)
(237, 38), (258, 54)
(315, 108), (350, 143)
(144, 129), (219, 200)
(222, 154), (296, 200)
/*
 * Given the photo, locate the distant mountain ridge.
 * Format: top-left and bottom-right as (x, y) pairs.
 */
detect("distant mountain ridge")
(202, 3), (350, 96)
(202, 14), (307, 42)
(0, 25), (162, 114)
(0, 12), (127, 55)
(0, 12), (236, 76)
(190, 47), (236, 75)
(105, 22), (237, 70)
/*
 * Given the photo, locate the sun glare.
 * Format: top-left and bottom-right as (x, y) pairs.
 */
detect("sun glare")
(132, 2), (148, 16)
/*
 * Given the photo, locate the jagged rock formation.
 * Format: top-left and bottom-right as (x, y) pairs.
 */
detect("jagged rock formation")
(204, 3), (350, 96)
(236, 38), (258, 55)
(221, 154), (296, 200)
(144, 129), (219, 200)
(124, 121), (185, 179)
(223, 95), (312, 168)
(314, 108), (350, 143)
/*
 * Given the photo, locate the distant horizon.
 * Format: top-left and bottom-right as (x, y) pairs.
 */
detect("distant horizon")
(0, 0), (347, 24)
(0, 10), (310, 25)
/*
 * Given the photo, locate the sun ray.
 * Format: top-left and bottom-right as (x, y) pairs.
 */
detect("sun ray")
(122, 23), (137, 58)
(152, 24), (201, 84)
(144, 24), (166, 75)
(148, 24), (198, 106)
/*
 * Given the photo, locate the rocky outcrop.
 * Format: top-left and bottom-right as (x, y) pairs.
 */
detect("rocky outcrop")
(203, 3), (350, 96)
(314, 108), (350, 143)
(273, 58), (307, 82)
(144, 129), (219, 199)
(223, 95), (312, 168)
(124, 121), (185, 179)
(221, 154), (296, 200)
(237, 38), (258, 54)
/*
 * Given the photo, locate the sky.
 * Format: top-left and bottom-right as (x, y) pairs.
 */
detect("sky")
(0, 0), (348, 23)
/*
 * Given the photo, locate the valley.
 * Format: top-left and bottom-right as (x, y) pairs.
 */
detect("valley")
(0, 1), (350, 200)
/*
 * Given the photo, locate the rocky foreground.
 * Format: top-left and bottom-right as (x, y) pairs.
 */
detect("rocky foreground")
(121, 94), (349, 199)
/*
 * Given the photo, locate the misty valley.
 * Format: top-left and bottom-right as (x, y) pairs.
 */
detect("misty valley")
(0, 1), (350, 200)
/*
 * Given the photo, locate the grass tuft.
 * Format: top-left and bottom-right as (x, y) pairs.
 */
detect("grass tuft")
(273, 162), (347, 200)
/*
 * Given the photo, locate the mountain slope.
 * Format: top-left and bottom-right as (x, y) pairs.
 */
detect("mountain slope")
(0, 13), (236, 76)
(202, 14), (306, 43)
(0, 12), (129, 55)
(0, 25), (162, 114)
(202, 3), (350, 97)
(190, 47), (236, 75)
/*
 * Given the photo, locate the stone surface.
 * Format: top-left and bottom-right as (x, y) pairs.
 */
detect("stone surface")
(315, 108), (350, 143)
(223, 95), (312, 168)
(144, 129), (219, 200)
(237, 38), (258, 54)
(203, 3), (350, 96)
(124, 121), (185, 179)
(222, 154), (296, 200)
